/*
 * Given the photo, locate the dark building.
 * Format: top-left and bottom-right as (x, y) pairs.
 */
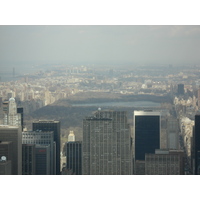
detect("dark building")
(177, 84), (184, 95)
(0, 160), (12, 175)
(0, 141), (13, 175)
(145, 149), (185, 175)
(134, 111), (160, 174)
(66, 141), (82, 175)
(0, 125), (22, 175)
(0, 141), (13, 161)
(82, 110), (132, 175)
(32, 120), (61, 175)
(22, 144), (36, 175)
(22, 130), (55, 175)
(194, 115), (200, 175)
(17, 107), (24, 131)
(35, 145), (51, 175)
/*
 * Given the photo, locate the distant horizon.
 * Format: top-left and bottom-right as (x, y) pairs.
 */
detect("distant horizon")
(1, 25), (200, 70)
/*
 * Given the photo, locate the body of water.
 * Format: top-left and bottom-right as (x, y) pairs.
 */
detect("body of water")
(72, 101), (160, 108)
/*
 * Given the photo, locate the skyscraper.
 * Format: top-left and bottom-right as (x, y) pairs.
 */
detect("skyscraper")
(68, 130), (75, 142)
(194, 114), (200, 175)
(0, 141), (13, 161)
(22, 144), (36, 175)
(177, 84), (184, 95)
(0, 125), (22, 175)
(17, 107), (24, 131)
(35, 145), (51, 175)
(82, 110), (132, 175)
(166, 117), (179, 149)
(66, 141), (82, 175)
(0, 159), (12, 175)
(22, 130), (55, 175)
(134, 110), (160, 174)
(32, 120), (61, 175)
(3, 98), (21, 128)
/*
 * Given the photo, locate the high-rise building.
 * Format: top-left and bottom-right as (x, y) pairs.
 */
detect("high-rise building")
(0, 141), (13, 161)
(0, 159), (12, 175)
(134, 110), (160, 174)
(66, 141), (82, 175)
(0, 125), (22, 175)
(22, 144), (36, 175)
(145, 149), (185, 175)
(2, 100), (9, 125)
(82, 110), (132, 175)
(22, 130), (55, 175)
(166, 117), (179, 149)
(35, 145), (51, 175)
(177, 84), (184, 95)
(17, 107), (24, 131)
(68, 130), (75, 142)
(3, 98), (21, 128)
(194, 114), (200, 175)
(0, 141), (13, 175)
(32, 120), (61, 175)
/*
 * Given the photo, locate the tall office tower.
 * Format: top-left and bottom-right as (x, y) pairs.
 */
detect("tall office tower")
(66, 141), (82, 175)
(0, 141), (13, 175)
(145, 149), (185, 175)
(0, 141), (13, 161)
(8, 98), (21, 126)
(166, 117), (179, 149)
(32, 120), (61, 175)
(3, 98), (21, 128)
(2, 100), (9, 125)
(22, 130), (55, 175)
(17, 107), (24, 131)
(82, 110), (132, 175)
(0, 125), (22, 175)
(134, 110), (160, 174)
(0, 158), (12, 175)
(22, 144), (36, 175)
(68, 130), (75, 142)
(194, 114), (200, 174)
(177, 84), (184, 95)
(35, 145), (51, 175)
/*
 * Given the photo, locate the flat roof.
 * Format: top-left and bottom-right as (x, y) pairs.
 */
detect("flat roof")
(0, 125), (19, 129)
(133, 110), (161, 116)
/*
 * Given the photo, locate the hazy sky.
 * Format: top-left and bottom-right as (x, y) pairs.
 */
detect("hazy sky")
(0, 25), (200, 66)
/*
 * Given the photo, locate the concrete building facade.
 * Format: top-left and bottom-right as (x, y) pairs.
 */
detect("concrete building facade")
(0, 125), (22, 175)
(82, 110), (132, 175)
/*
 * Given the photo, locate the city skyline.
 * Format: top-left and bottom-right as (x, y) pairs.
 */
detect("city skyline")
(1, 1), (199, 199)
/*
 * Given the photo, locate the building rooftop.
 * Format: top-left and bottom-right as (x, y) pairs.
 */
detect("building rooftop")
(0, 125), (19, 129)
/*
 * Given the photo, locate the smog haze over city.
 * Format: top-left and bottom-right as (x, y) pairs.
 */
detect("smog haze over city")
(1, 25), (200, 75)
(1, 1), (200, 200)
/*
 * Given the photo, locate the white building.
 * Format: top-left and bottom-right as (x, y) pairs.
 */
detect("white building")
(68, 130), (75, 142)
(3, 98), (21, 127)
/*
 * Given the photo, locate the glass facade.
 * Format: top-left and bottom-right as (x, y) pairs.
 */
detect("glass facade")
(66, 141), (82, 175)
(134, 111), (160, 161)
(32, 121), (60, 175)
